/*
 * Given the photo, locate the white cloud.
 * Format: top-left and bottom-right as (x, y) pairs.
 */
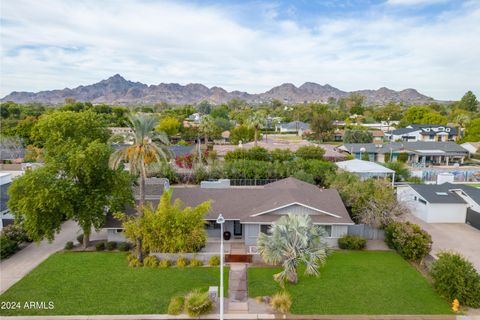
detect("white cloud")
(387, 0), (449, 6)
(0, 0), (479, 100)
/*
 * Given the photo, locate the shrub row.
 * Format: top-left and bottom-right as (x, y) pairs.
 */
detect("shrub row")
(224, 145), (325, 162)
(64, 240), (130, 251)
(384, 221), (432, 262)
(128, 255), (220, 268)
(338, 235), (367, 250)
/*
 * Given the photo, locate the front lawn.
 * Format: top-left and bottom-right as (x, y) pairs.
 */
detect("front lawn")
(249, 251), (451, 315)
(0, 252), (228, 316)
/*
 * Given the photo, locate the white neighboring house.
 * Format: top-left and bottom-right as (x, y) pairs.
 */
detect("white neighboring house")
(397, 183), (480, 223)
(386, 125), (458, 142)
(275, 121), (309, 134)
(0, 172), (15, 230)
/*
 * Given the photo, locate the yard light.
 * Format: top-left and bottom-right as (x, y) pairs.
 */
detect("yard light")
(216, 214), (225, 320)
(360, 147), (366, 160)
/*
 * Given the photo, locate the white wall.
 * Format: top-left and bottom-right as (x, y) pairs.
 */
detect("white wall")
(426, 203), (468, 223)
(107, 229), (127, 242)
(397, 185), (429, 222)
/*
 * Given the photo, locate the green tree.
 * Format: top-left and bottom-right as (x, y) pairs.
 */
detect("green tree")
(463, 118), (480, 142)
(399, 106), (447, 126)
(199, 115), (217, 148)
(458, 91), (479, 112)
(246, 112), (266, 146)
(295, 145), (325, 160)
(343, 129), (373, 143)
(9, 111), (132, 248)
(230, 125), (255, 145)
(156, 116), (181, 137)
(197, 100), (212, 115)
(110, 113), (170, 261)
(257, 213), (328, 285)
(119, 190), (210, 253)
(310, 112), (334, 142)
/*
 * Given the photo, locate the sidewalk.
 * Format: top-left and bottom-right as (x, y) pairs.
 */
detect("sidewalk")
(0, 220), (81, 294)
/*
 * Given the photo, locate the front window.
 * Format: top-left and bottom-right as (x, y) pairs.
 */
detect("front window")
(317, 225), (332, 237)
(205, 221), (221, 229)
(260, 225), (271, 234)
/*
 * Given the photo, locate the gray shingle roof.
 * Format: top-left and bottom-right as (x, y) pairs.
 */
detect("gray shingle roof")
(408, 183), (480, 204)
(341, 142), (468, 154)
(104, 177), (353, 228)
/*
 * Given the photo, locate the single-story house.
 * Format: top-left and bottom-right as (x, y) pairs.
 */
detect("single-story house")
(275, 121), (309, 134)
(104, 177), (354, 249)
(337, 141), (469, 166)
(397, 183), (480, 223)
(335, 159), (395, 185)
(385, 125), (458, 142)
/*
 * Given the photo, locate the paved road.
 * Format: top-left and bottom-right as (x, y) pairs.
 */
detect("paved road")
(406, 213), (480, 271)
(0, 220), (81, 294)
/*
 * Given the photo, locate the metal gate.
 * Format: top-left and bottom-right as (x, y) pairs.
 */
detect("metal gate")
(466, 208), (480, 230)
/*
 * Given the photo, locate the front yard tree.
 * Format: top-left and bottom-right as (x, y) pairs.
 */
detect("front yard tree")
(257, 213), (328, 285)
(310, 112), (334, 142)
(109, 113), (170, 261)
(199, 115), (216, 149)
(246, 112), (266, 146)
(9, 111), (132, 248)
(119, 190), (210, 253)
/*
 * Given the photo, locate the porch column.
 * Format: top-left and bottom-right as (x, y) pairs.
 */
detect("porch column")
(446, 156), (449, 166)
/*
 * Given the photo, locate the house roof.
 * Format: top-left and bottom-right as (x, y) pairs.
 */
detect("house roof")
(104, 177), (353, 228)
(387, 125), (457, 136)
(409, 184), (467, 204)
(336, 159), (394, 174)
(339, 142), (468, 155)
(277, 121), (309, 130)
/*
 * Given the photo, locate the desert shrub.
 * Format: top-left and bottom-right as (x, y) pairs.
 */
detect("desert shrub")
(338, 235), (367, 250)
(0, 236), (19, 259)
(190, 259), (203, 267)
(270, 149), (294, 162)
(143, 255), (159, 268)
(293, 170), (315, 184)
(128, 257), (143, 268)
(1, 224), (29, 243)
(184, 289), (213, 317)
(106, 241), (117, 251)
(64, 241), (74, 250)
(270, 291), (292, 314)
(118, 242), (130, 251)
(176, 256), (188, 268)
(168, 296), (185, 315)
(384, 221), (432, 262)
(76, 234), (84, 244)
(95, 241), (106, 251)
(159, 259), (172, 268)
(430, 252), (480, 308)
(209, 256), (220, 266)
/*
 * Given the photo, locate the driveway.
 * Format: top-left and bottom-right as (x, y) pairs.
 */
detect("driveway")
(0, 220), (81, 294)
(406, 213), (480, 271)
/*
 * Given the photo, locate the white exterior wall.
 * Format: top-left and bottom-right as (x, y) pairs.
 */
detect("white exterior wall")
(426, 203), (467, 223)
(397, 185), (429, 222)
(107, 229), (127, 242)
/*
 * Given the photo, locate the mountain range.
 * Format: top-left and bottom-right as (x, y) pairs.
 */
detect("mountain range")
(1, 74), (435, 105)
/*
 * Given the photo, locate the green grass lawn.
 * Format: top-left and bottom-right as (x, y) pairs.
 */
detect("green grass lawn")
(0, 252), (228, 316)
(248, 251), (451, 315)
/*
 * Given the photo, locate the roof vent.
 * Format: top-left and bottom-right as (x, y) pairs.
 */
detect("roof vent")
(200, 179), (231, 189)
(435, 192), (448, 196)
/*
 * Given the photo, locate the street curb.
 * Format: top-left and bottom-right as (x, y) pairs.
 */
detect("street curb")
(0, 314), (462, 320)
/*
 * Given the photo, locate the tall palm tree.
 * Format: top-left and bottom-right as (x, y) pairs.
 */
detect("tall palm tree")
(453, 113), (470, 142)
(257, 213), (329, 285)
(247, 112), (266, 146)
(109, 113), (170, 261)
(199, 115), (216, 149)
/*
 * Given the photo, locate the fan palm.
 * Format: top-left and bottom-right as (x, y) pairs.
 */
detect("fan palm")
(109, 113), (170, 261)
(199, 115), (216, 148)
(246, 112), (266, 146)
(257, 213), (329, 285)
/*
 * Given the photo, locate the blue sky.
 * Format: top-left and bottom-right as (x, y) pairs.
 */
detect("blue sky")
(1, 0), (479, 100)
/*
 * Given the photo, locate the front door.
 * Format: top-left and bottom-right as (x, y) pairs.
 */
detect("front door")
(233, 220), (242, 237)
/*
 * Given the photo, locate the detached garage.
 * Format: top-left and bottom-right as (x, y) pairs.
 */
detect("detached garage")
(397, 184), (471, 223)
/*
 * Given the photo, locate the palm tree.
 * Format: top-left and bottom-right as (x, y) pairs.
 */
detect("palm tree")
(247, 112), (266, 146)
(109, 113), (170, 262)
(257, 213), (329, 285)
(453, 113), (470, 142)
(199, 115), (216, 149)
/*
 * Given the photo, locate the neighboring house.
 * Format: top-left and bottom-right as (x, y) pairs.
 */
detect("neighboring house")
(385, 125), (458, 142)
(397, 183), (480, 223)
(213, 131), (230, 145)
(0, 146), (25, 164)
(187, 113), (201, 123)
(336, 159), (395, 184)
(461, 142), (480, 156)
(0, 172), (15, 230)
(108, 127), (134, 144)
(104, 177), (354, 249)
(337, 142), (469, 165)
(275, 121), (309, 134)
(332, 121), (399, 132)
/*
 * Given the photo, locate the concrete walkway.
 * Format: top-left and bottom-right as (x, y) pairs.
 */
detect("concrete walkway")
(0, 220), (81, 294)
(227, 263), (248, 313)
